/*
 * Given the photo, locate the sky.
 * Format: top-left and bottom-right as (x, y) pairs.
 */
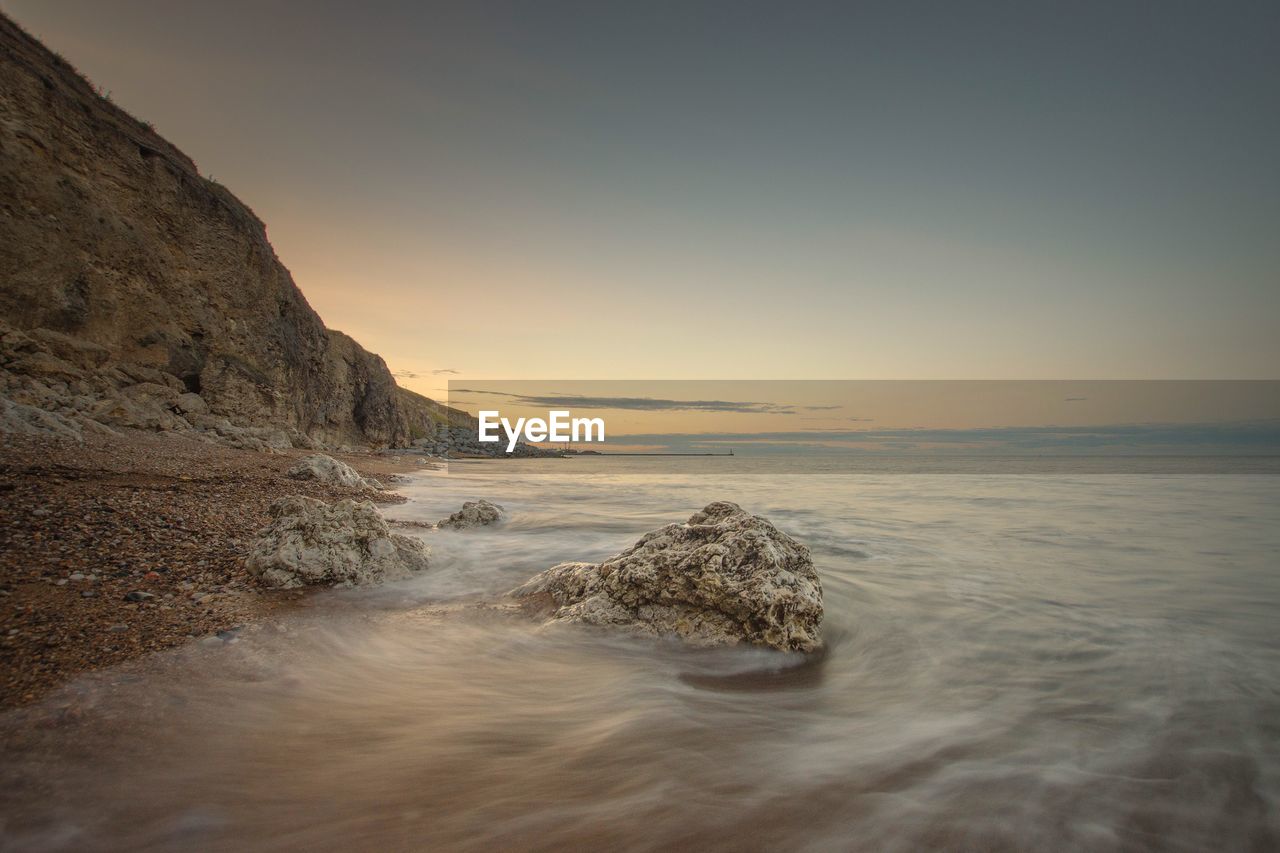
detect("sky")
(5, 1), (1279, 392)
(447, 379), (1280, 448)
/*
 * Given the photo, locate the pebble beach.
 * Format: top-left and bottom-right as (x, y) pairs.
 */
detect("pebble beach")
(0, 433), (420, 708)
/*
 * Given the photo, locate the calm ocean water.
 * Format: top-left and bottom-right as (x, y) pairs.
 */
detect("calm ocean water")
(3, 457), (1279, 851)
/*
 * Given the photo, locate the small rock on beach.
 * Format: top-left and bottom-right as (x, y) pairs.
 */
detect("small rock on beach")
(245, 495), (429, 588)
(437, 500), (506, 530)
(287, 454), (384, 491)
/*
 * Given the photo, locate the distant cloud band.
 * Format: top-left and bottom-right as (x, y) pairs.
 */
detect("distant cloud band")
(450, 389), (802, 414)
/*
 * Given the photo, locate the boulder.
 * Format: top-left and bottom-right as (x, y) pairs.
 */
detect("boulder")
(115, 362), (183, 391)
(437, 499), (505, 530)
(89, 394), (187, 431)
(120, 381), (180, 407)
(174, 391), (209, 415)
(509, 501), (822, 652)
(245, 426), (292, 451)
(0, 397), (82, 439)
(284, 426), (316, 449)
(245, 495), (429, 588)
(287, 453), (380, 489)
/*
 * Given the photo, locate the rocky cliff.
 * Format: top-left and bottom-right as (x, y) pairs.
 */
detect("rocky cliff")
(0, 13), (464, 449)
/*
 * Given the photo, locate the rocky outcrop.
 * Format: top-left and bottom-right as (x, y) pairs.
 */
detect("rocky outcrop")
(245, 496), (429, 588)
(437, 499), (505, 529)
(0, 14), (467, 449)
(0, 319), (318, 450)
(288, 454), (383, 490)
(0, 396), (85, 440)
(510, 501), (823, 652)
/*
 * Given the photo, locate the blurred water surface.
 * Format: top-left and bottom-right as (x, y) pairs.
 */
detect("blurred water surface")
(2, 458), (1278, 851)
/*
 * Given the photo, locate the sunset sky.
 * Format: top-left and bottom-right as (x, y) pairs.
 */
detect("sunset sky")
(6, 1), (1279, 395)
(448, 380), (1280, 449)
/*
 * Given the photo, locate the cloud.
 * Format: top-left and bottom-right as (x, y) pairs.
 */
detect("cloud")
(449, 390), (798, 414)
(801, 405), (842, 411)
(604, 420), (1280, 454)
(1065, 397), (1088, 402)
(394, 368), (461, 379)
(800, 415), (873, 422)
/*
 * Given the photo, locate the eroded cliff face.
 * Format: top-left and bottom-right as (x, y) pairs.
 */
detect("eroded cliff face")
(0, 13), (455, 449)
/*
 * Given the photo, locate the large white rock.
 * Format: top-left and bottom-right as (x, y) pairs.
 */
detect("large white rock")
(287, 453), (380, 489)
(437, 499), (505, 530)
(510, 501), (823, 652)
(245, 495), (429, 588)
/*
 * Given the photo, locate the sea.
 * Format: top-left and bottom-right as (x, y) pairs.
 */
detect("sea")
(2, 455), (1278, 851)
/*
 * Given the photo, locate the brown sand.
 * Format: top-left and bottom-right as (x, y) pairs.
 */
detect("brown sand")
(0, 432), (423, 709)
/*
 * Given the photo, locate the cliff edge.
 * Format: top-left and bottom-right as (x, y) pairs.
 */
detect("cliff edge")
(0, 13), (462, 449)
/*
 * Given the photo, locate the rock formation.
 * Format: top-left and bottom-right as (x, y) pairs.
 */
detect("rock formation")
(437, 499), (506, 529)
(288, 454), (384, 490)
(245, 496), (429, 588)
(0, 13), (469, 449)
(509, 501), (823, 652)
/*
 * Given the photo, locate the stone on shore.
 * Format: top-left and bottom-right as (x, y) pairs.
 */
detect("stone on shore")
(0, 397), (83, 440)
(437, 499), (505, 530)
(287, 453), (382, 490)
(245, 496), (429, 587)
(509, 501), (822, 652)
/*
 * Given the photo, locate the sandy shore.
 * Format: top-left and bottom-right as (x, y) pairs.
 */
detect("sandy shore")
(0, 432), (424, 709)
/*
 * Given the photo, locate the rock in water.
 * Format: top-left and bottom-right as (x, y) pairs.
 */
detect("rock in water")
(245, 496), (429, 587)
(509, 501), (822, 652)
(287, 454), (381, 490)
(437, 500), (505, 530)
